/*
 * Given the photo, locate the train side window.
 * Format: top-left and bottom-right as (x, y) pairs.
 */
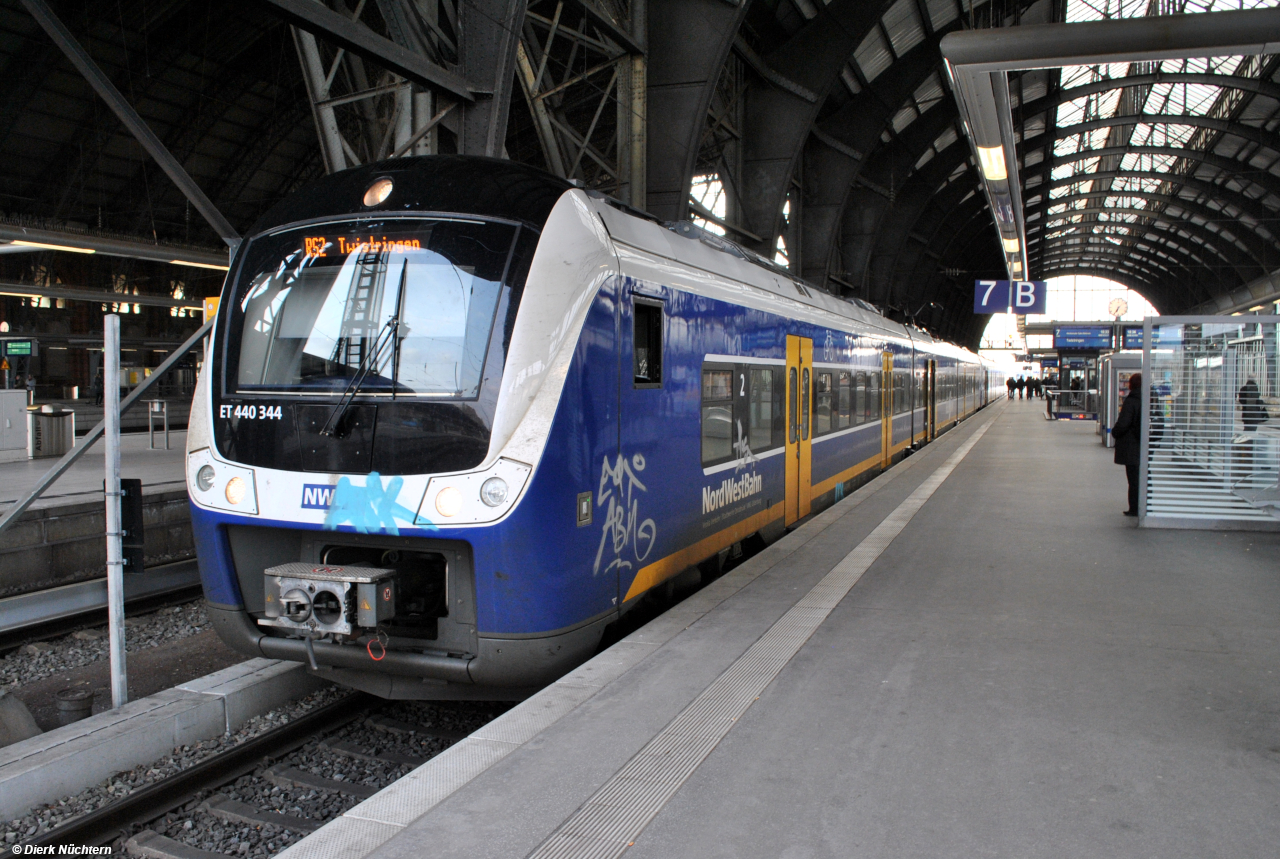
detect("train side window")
(837, 371), (852, 429)
(701, 366), (733, 465)
(633, 300), (663, 387)
(854, 372), (867, 425)
(801, 367), (810, 440)
(772, 367), (786, 448)
(748, 367), (775, 452)
(867, 371), (880, 421)
(788, 367), (798, 443)
(815, 372), (833, 435)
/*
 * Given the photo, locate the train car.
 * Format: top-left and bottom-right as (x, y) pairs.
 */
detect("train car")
(187, 156), (996, 699)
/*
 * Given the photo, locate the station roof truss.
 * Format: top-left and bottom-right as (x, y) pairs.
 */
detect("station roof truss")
(4, 0), (1280, 351)
(943, 0), (1280, 321)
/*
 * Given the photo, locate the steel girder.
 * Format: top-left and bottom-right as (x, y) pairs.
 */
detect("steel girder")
(1022, 143), (1280, 221)
(799, 40), (942, 287)
(1034, 207), (1264, 282)
(1027, 169), (1276, 246)
(844, 108), (973, 306)
(1016, 72), (1280, 129)
(839, 101), (962, 299)
(644, 0), (748, 221)
(734, 0), (892, 257)
(1037, 233), (1214, 295)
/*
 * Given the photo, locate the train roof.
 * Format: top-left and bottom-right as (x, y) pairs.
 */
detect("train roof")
(587, 193), (979, 360)
(245, 156), (573, 237)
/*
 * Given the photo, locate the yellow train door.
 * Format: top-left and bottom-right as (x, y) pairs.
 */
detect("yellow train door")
(785, 335), (813, 525)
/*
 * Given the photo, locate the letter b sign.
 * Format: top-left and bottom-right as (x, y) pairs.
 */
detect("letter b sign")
(1012, 280), (1047, 314)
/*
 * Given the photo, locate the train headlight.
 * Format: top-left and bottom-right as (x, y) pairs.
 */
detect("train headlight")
(196, 464), (216, 492)
(480, 476), (508, 507)
(435, 486), (463, 517)
(363, 177), (393, 207)
(225, 476), (247, 506)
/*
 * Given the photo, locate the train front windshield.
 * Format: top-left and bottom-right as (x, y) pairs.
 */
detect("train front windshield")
(226, 219), (517, 398)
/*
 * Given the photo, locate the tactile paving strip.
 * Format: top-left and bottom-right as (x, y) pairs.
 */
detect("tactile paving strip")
(525, 413), (999, 859)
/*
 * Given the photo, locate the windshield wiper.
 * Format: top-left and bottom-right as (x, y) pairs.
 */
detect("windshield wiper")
(318, 316), (398, 437)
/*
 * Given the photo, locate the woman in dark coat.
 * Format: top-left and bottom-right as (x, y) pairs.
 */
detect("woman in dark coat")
(1238, 379), (1267, 431)
(1112, 372), (1143, 516)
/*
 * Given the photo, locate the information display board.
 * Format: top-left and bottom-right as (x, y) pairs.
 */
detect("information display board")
(1039, 357), (1059, 368)
(1122, 327), (1143, 350)
(1054, 326), (1112, 350)
(1, 340), (33, 357)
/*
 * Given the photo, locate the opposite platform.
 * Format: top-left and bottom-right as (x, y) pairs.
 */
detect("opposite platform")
(285, 399), (1280, 859)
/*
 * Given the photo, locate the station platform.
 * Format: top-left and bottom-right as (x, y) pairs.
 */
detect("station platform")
(281, 400), (1280, 859)
(0, 430), (191, 597)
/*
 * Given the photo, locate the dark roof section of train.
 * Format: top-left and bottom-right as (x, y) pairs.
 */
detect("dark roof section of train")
(247, 156), (573, 236)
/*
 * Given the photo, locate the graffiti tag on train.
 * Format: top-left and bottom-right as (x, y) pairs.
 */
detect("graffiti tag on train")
(593, 453), (657, 577)
(322, 472), (427, 536)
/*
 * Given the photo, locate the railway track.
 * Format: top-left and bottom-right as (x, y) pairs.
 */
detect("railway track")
(0, 561), (203, 655)
(23, 692), (507, 859)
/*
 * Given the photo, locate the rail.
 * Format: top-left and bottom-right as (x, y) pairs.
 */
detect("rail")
(0, 319), (211, 537)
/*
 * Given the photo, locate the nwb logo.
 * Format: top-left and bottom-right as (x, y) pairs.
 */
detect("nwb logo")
(301, 484), (335, 510)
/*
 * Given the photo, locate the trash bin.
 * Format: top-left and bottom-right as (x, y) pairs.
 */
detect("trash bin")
(27, 404), (75, 458)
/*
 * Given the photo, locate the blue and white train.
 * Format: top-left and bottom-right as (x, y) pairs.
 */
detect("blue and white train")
(187, 156), (1002, 698)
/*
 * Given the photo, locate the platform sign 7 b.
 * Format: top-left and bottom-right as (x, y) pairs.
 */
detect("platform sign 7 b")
(974, 280), (1047, 314)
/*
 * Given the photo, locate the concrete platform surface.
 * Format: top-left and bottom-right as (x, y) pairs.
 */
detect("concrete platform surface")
(0, 429), (187, 512)
(281, 400), (1280, 859)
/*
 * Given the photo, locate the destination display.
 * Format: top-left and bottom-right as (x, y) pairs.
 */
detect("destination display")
(1122, 327), (1144, 350)
(1039, 357), (1059, 368)
(1, 340), (33, 356)
(1054, 326), (1112, 350)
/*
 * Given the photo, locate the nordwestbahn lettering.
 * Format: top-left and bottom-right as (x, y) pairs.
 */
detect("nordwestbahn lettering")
(702, 472), (763, 515)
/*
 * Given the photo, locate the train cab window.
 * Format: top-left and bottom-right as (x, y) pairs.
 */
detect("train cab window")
(854, 373), (867, 425)
(837, 372), (852, 429)
(748, 368), (776, 451)
(815, 372), (833, 435)
(701, 367), (733, 465)
(634, 301), (663, 387)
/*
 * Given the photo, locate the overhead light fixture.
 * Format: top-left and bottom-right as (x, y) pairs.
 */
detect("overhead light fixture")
(11, 240), (95, 254)
(1002, 237), (1020, 253)
(977, 146), (1007, 181)
(170, 259), (230, 271)
(1248, 305), (1265, 312)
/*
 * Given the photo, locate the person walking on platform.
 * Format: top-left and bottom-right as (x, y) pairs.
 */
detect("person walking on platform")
(1112, 372), (1143, 517)
(1015, 376), (1025, 399)
(1006, 376), (1015, 399)
(91, 368), (104, 406)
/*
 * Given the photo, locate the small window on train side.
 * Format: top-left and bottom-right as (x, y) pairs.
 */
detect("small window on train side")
(837, 372), (852, 429)
(634, 301), (663, 387)
(748, 368), (776, 452)
(801, 367), (810, 441)
(854, 373), (867, 425)
(815, 372), (833, 435)
(701, 366), (734, 465)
